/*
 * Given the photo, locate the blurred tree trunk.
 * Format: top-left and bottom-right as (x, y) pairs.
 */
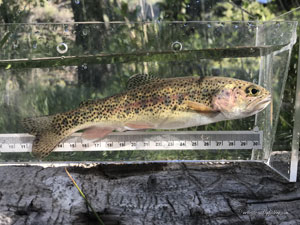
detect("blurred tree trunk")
(71, 0), (109, 89)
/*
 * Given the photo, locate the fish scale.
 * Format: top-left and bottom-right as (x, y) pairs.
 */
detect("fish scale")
(22, 75), (271, 159)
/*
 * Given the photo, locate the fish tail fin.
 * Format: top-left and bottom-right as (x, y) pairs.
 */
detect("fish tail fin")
(22, 115), (67, 159)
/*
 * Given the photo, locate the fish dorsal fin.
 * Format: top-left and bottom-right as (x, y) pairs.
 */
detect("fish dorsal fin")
(79, 99), (94, 107)
(126, 74), (160, 89)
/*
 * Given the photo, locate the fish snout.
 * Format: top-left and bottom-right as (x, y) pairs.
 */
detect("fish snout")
(250, 94), (272, 112)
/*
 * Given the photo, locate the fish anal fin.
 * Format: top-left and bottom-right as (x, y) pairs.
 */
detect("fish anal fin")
(82, 127), (113, 140)
(125, 123), (154, 130)
(186, 100), (218, 113)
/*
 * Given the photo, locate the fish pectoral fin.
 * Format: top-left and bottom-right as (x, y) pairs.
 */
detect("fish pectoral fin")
(82, 127), (113, 140)
(186, 100), (219, 113)
(124, 122), (154, 130)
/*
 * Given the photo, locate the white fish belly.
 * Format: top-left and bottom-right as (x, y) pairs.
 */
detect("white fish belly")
(154, 112), (227, 129)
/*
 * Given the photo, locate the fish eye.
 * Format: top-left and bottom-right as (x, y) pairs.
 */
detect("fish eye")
(251, 88), (259, 95)
(245, 86), (260, 96)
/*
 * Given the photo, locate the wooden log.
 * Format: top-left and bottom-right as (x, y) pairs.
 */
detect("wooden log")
(0, 162), (299, 225)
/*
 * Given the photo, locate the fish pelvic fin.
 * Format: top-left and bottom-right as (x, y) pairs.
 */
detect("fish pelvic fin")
(22, 115), (67, 159)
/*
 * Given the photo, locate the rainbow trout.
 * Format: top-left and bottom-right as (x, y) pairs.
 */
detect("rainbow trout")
(23, 75), (271, 158)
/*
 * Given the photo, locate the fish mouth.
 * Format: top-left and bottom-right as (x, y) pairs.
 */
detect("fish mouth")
(247, 95), (272, 113)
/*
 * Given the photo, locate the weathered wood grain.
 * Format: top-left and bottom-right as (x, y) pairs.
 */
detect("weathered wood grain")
(0, 162), (299, 225)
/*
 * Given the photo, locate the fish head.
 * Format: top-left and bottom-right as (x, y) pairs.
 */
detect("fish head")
(211, 79), (271, 119)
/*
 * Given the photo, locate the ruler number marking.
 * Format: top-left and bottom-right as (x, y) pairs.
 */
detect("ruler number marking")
(82, 143), (89, 148)
(216, 141), (223, 146)
(155, 141), (162, 147)
(58, 143), (64, 148)
(180, 141), (186, 146)
(229, 141), (235, 146)
(241, 141), (247, 146)
(106, 142), (113, 147)
(70, 143), (76, 148)
(168, 141), (174, 147)
(204, 141), (210, 146)
(191, 141), (198, 146)
(0, 131), (263, 152)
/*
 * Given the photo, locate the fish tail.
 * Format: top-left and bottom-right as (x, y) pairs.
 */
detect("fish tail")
(22, 115), (68, 159)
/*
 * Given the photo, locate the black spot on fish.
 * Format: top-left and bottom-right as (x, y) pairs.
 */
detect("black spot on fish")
(141, 100), (147, 109)
(196, 76), (204, 85)
(62, 118), (68, 126)
(164, 96), (171, 106)
(178, 95), (184, 104)
(153, 96), (159, 105)
(125, 109), (130, 115)
(72, 119), (79, 126)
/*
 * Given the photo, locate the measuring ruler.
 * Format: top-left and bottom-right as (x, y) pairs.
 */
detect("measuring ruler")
(0, 130), (263, 153)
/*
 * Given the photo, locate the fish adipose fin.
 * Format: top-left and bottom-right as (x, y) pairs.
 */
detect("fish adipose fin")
(22, 115), (67, 159)
(126, 74), (160, 89)
(82, 127), (113, 140)
(186, 100), (219, 113)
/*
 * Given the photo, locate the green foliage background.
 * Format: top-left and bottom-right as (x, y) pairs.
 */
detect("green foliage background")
(0, 0), (298, 162)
